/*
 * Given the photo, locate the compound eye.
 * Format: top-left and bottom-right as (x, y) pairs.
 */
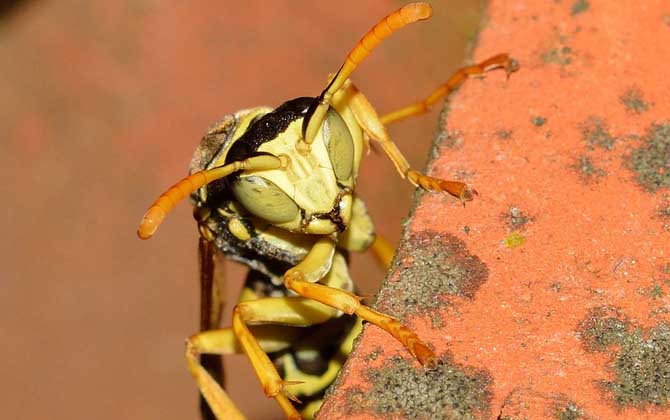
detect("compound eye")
(323, 108), (354, 181)
(232, 176), (299, 223)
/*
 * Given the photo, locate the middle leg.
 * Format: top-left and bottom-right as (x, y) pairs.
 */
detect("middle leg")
(284, 237), (437, 367)
(346, 80), (476, 202)
(187, 296), (341, 420)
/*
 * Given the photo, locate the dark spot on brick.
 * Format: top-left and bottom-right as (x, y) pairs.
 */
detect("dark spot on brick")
(658, 204), (670, 220)
(439, 129), (464, 149)
(502, 206), (532, 230)
(364, 347), (383, 362)
(637, 283), (665, 299)
(650, 306), (670, 318)
(571, 0), (590, 16)
(605, 323), (670, 407)
(376, 231), (488, 320)
(554, 398), (586, 420)
(462, 225), (471, 234)
(365, 355), (492, 420)
(550, 282), (562, 292)
(630, 122), (670, 192)
(541, 46), (573, 66)
(531, 116), (547, 127)
(580, 116), (617, 150)
(495, 129), (513, 140)
(652, 284), (665, 298)
(578, 306), (630, 352)
(572, 155), (606, 182)
(620, 87), (649, 114)
(431, 312), (444, 328)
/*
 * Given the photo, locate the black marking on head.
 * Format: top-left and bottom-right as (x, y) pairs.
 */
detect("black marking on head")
(225, 97), (314, 165)
(301, 96), (322, 139)
(310, 188), (352, 233)
(313, 210), (346, 233)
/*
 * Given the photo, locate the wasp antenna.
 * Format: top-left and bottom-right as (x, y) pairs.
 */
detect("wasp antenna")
(340, 2), (431, 80)
(137, 155), (286, 239)
(301, 2), (432, 148)
(137, 166), (237, 240)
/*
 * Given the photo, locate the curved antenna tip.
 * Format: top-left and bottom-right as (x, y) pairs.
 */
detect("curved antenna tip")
(408, 2), (432, 20)
(137, 208), (164, 240)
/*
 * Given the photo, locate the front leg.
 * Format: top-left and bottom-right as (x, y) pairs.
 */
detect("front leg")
(284, 237), (437, 367)
(346, 81), (476, 203)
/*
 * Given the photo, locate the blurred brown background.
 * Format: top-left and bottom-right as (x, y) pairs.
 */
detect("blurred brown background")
(0, 1), (482, 418)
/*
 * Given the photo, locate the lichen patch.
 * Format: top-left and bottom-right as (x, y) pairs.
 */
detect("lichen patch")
(571, 0), (590, 16)
(364, 355), (492, 420)
(580, 116), (617, 151)
(620, 87), (649, 114)
(572, 155), (606, 183)
(578, 307), (670, 409)
(578, 305), (630, 352)
(630, 122), (670, 192)
(605, 324), (670, 407)
(375, 231), (488, 319)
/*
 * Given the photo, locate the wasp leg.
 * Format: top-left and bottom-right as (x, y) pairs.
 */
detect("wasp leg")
(346, 82), (475, 203)
(369, 234), (395, 270)
(185, 331), (246, 420)
(284, 237), (437, 367)
(187, 296), (341, 420)
(380, 53), (518, 125)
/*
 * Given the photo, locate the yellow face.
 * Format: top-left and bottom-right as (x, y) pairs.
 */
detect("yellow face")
(210, 95), (364, 235)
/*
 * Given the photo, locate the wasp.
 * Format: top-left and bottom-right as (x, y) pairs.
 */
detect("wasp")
(137, 2), (516, 419)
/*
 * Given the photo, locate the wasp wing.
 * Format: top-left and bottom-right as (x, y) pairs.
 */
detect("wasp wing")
(198, 236), (226, 420)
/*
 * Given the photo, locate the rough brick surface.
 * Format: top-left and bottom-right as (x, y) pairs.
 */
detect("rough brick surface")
(320, 1), (670, 419)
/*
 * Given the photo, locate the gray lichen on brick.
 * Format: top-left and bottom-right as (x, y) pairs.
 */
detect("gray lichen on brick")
(578, 306), (670, 408)
(554, 399), (586, 420)
(630, 122), (670, 192)
(572, 155), (606, 183)
(620, 87), (649, 114)
(541, 46), (573, 66)
(503, 206), (532, 230)
(579, 306), (630, 352)
(605, 324), (670, 407)
(531, 116), (547, 127)
(365, 355), (492, 420)
(580, 116), (617, 151)
(375, 231), (488, 320)
(495, 129), (513, 140)
(570, 0), (590, 16)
